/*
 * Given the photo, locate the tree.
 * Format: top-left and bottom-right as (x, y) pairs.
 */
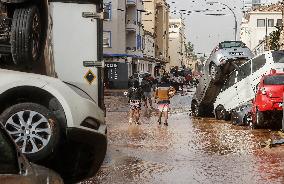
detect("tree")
(269, 27), (281, 51)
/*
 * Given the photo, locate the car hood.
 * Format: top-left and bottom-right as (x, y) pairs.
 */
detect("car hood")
(0, 69), (63, 89)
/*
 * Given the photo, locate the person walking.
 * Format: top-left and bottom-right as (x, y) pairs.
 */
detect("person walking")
(154, 76), (176, 126)
(127, 80), (144, 124)
(141, 74), (153, 109)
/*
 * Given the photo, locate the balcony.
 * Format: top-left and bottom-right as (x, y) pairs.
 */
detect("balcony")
(126, 0), (136, 6)
(126, 21), (137, 32)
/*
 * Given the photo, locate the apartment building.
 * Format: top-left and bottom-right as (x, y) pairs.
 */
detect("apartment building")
(240, 3), (282, 53)
(103, 0), (145, 89)
(142, 0), (170, 68)
(168, 18), (186, 70)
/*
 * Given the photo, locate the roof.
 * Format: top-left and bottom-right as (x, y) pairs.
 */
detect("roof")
(250, 3), (283, 13)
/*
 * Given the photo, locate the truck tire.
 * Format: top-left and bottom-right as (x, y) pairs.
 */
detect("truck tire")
(11, 5), (43, 66)
(209, 63), (221, 82)
(0, 103), (60, 162)
(191, 101), (201, 117)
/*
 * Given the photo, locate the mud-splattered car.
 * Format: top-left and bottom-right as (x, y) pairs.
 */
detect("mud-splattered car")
(0, 122), (63, 184)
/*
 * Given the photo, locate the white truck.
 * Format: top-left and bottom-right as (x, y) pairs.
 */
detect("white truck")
(0, 0), (107, 183)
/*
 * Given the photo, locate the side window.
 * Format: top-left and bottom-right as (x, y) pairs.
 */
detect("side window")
(0, 129), (19, 174)
(237, 60), (252, 81)
(252, 54), (266, 73)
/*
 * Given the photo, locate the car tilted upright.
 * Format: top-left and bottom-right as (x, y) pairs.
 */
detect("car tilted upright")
(250, 71), (284, 128)
(205, 41), (253, 82)
(214, 51), (284, 126)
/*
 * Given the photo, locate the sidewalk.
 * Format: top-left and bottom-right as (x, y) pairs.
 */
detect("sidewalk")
(104, 89), (126, 96)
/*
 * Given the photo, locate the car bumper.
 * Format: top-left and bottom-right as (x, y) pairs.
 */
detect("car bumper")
(52, 126), (107, 183)
(258, 101), (283, 111)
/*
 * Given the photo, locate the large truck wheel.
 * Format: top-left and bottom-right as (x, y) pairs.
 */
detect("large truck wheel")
(0, 103), (60, 162)
(11, 5), (43, 66)
(191, 101), (201, 117)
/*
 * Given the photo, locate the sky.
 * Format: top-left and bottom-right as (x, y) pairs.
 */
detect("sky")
(169, 0), (280, 57)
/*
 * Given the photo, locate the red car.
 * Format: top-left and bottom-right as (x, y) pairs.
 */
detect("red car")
(251, 70), (284, 128)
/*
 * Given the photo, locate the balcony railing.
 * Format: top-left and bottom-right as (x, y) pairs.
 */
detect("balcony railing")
(126, 21), (137, 32)
(126, 0), (136, 6)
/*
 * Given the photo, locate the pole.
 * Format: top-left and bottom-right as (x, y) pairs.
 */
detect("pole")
(219, 2), (237, 41)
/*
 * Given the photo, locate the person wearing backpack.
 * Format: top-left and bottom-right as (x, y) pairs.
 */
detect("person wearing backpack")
(127, 80), (144, 124)
(154, 76), (176, 126)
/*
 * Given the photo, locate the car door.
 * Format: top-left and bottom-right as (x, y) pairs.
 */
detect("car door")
(0, 126), (37, 184)
(249, 54), (268, 92)
(236, 60), (255, 105)
(215, 70), (239, 111)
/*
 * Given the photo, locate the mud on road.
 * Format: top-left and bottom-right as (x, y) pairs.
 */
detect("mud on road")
(83, 93), (284, 184)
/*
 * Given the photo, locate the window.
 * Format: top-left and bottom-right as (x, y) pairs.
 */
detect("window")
(104, 3), (112, 20)
(237, 60), (252, 81)
(252, 54), (266, 72)
(103, 31), (111, 48)
(272, 51), (284, 63)
(268, 19), (274, 27)
(137, 35), (142, 50)
(0, 129), (19, 174)
(257, 19), (265, 27)
(219, 41), (246, 49)
(264, 75), (284, 85)
(276, 19), (283, 27)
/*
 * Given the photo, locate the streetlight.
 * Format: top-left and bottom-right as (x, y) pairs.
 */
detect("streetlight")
(207, 2), (238, 41)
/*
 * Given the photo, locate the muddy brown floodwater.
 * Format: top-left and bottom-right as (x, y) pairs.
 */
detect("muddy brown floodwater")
(82, 92), (284, 184)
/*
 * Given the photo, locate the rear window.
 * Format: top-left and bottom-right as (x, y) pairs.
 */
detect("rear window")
(272, 51), (284, 63)
(264, 75), (284, 85)
(219, 41), (247, 49)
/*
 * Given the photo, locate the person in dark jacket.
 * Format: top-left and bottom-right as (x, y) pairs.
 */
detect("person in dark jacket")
(141, 75), (153, 108)
(127, 80), (144, 124)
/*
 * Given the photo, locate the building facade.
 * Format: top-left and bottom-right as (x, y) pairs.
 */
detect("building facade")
(240, 3), (282, 52)
(142, 0), (170, 73)
(168, 18), (186, 70)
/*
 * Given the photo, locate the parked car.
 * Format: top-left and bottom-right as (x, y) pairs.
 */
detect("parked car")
(205, 41), (253, 82)
(214, 51), (284, 125)
(250, 71), (284, 128)
(0, 69), (107, 183)
(0, 123), (63, 184)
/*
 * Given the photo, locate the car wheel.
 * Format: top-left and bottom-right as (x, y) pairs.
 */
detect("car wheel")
(256, 109), (265, 127)
(215, 105), (226, 120)
(191, 102), (200, 117)
(11, 5), (43, 66)
(209, 63), (221, 82)
(0, 103), (60, 162)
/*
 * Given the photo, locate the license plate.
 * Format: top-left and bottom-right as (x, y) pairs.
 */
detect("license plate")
(230, 52), (244, 56)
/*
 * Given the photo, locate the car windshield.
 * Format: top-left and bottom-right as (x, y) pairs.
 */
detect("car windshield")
(264, 75), (284, 85)
(272, 51), (284, 63)
(219, 41), (246, 49)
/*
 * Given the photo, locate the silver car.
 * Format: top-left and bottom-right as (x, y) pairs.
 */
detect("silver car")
(205, 41), (253, 82)
(0, 123), (63, 184)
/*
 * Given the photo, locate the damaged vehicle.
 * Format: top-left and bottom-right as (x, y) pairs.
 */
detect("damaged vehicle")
(250, 71), (284, 128)
(0, 122), (63, 184)
(205, 41), (253, 82)
(214, 51), (284, 126)
(191, 41), (253, 117)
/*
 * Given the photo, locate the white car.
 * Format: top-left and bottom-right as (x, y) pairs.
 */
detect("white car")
(0, 69), (107, 183)
(214, 51), (284, 123)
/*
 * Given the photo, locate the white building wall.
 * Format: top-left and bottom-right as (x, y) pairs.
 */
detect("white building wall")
(103, 0), (126, 55)
(240, 12), (282, 51)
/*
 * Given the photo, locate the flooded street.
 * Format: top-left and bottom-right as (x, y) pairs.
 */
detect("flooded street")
(83, 90), (284, 184)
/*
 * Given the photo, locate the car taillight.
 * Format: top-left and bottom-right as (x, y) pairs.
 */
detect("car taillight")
(260, 87), (266, 95)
